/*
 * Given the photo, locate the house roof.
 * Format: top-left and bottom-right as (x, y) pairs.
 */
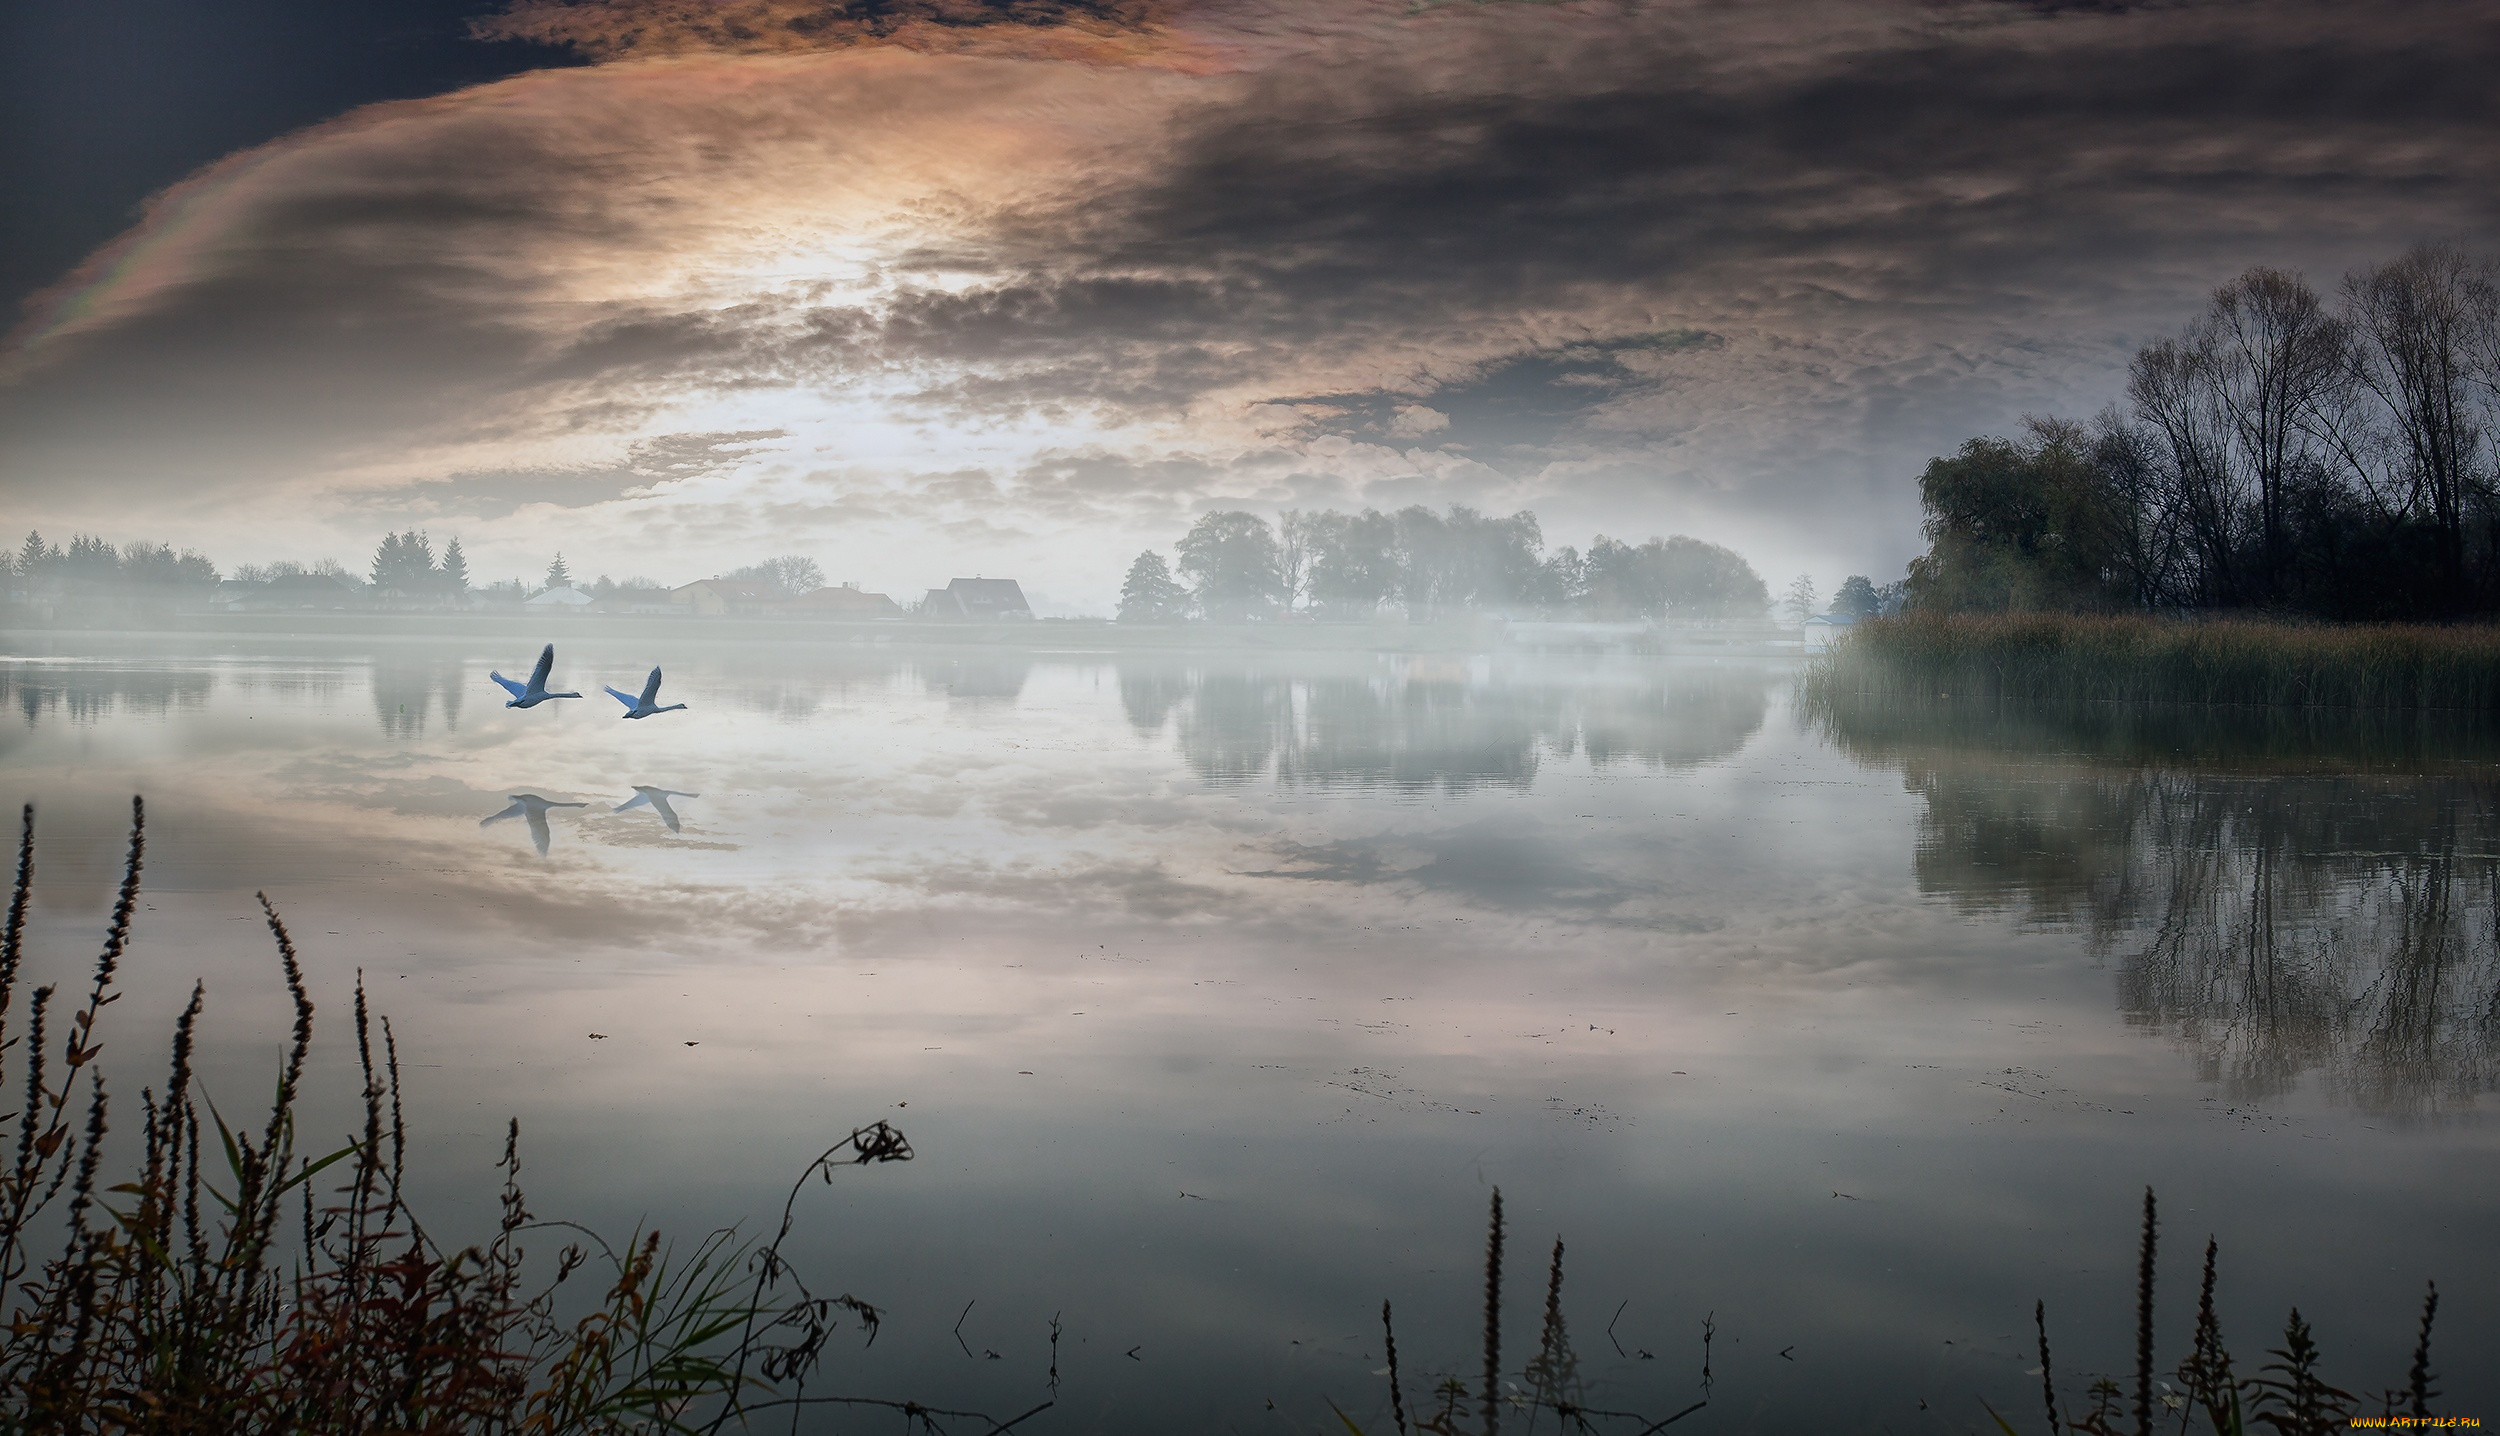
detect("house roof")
(792, 586), (901, 612)
(674, 578), (781, 602)
(946, 577), (1031, 612)
(527, 586), (594, 606)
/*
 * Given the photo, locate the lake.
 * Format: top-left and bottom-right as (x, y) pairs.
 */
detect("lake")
(1, 633), (2491, 1431)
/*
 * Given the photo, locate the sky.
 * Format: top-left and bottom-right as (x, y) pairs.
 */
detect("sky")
(3, 0), (2496, 613)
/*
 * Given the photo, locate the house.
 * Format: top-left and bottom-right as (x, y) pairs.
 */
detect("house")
(525, 585), (595, 610)
(918, 577), (1033, 621)
(1801, 612), (1859, 651)
(788, 585), (904, 620)
(669, 579), (783, 616)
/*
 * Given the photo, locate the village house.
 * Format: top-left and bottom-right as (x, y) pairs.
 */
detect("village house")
(787, 584), (905, 619)
(917, 577), (1033, 621)
(668, 578), (783, 616)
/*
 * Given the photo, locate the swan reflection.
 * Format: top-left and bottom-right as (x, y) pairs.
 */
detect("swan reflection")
(481, 793), (588, 856)
(613, 786), (698, 832)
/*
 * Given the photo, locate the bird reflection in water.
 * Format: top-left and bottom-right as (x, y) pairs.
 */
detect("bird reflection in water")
(481, 793), (588, 856)
(613, 786), (698, 833)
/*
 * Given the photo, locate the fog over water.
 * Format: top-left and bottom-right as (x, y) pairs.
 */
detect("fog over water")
(1, 636), (2491, 1429)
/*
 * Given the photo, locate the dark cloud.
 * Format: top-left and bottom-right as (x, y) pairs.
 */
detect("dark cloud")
(474, 0), (1168, 59)
(363, 431), (785, 519)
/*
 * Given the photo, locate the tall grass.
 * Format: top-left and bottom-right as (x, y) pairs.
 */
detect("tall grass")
(0, 799), (1046, 1434)
(1809, 614), (2500, 710)
(1342, 1188), (2449, 1436)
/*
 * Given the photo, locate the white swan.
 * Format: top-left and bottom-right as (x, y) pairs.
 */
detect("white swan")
(481, 792), (588, 856)
(604, 666), (687, 719)
(614, 786), (699, 832)
(490, 645), (581, 709)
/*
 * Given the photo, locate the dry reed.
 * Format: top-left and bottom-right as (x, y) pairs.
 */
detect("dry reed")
(1809, 613), (2500, 710)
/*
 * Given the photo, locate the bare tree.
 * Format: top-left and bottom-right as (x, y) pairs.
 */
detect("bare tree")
(2128, 336), (2245, 604)
(1277, 510), (1312, 614)
(2340, 244), (2491, 607)
(2199, 267), (2347, 600)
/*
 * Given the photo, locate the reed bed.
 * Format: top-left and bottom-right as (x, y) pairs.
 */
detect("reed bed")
(0, 798), (1044, 1435)
(1809, 614), (2500, 710)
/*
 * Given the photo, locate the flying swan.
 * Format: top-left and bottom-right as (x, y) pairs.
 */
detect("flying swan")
(605, 666), (688, 719)
(490, 644), (581, 709)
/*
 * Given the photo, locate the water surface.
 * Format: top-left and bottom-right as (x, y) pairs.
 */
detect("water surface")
(2, 636), (2491, 1431)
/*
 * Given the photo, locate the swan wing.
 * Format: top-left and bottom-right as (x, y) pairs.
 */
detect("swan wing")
(490, 671), (527, 700)
(640, 667), (664, 705)
(604, 686), (639, 710)
(528, 644), (555, 692)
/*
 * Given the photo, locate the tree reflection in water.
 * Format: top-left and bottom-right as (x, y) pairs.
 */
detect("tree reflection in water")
(1126, 655), (1771, 791)
(3, 662), (212, 729)
(1818, 695), (2500, 1118)
(371, 652), (466, 738)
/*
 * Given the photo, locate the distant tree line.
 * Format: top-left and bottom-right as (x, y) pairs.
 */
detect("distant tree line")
(1908, 243), (2500, 620)
(1119, 506), (1772, 624)
(6, 532), (218, 590)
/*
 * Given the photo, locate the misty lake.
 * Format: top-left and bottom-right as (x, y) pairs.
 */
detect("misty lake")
(1, 634), (2492, 1431)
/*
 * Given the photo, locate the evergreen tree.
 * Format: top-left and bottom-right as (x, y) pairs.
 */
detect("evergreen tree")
(371, 532), (404, 590)
(1831, 574), (1880, 619)
(64, 535), (120, 581)
(440, 536), (470, 596)
(1117, 550), (1190, 623)
(545, 553), (572, 591)
(19, 532), (55, 575)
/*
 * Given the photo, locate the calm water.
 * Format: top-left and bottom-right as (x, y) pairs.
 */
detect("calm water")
(2, 635), (2492, 1431)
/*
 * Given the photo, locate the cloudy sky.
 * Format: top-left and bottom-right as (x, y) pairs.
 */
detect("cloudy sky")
(4, 0), (2495, 610)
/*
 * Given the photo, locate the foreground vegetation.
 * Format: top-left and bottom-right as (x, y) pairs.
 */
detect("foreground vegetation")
(1809, 613), (2500, 710)
(1337, 1190), (2447, 1436)
(0, 801), (1042, 1434)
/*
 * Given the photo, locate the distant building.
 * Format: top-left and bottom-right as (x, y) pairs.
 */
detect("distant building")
(788, 585), (904, 620)
(669, 579), (782, 616)
(1801, 612), (1858, 651)
(919, 577), (1033, 621)
(525, 585), (595, 610)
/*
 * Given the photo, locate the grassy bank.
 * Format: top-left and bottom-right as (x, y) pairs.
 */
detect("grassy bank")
(1809, 614), (2500, 710)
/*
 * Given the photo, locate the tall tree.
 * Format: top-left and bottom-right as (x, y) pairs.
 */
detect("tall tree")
(1905, 426), (2128, 613)
(1305, 509), (1400, 618)
(2340, 244), (2490, 610)
(2199, 267), (2345, 600)
(544, 553), (572, 591)
(1117, 550), (1190, 623)
(1276, 510), (1313, 614)
(1831, 575), (1880, 620)
(1175, 511), (1283, 621)
(439, 536), (470, 597)
(1780, 574), (1819, 626)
